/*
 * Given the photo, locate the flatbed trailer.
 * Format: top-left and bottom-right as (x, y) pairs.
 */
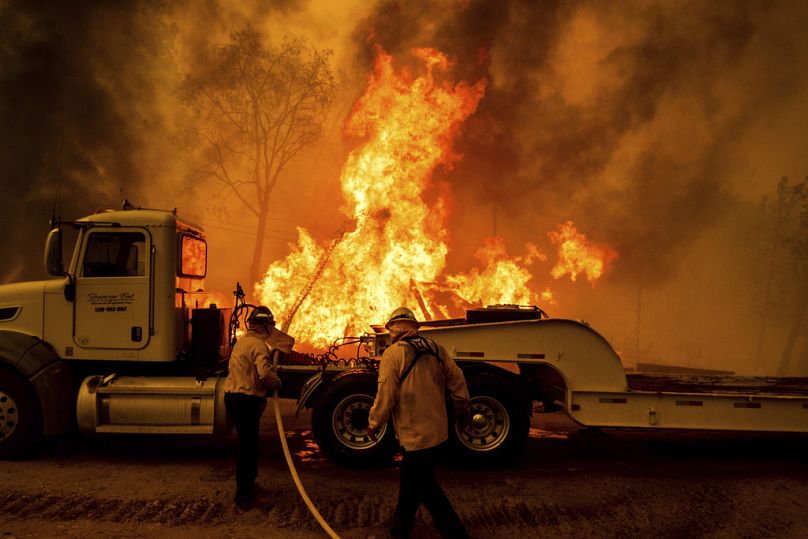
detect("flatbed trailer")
(290, 315), (808, 465)
(573, 373), (808, 433)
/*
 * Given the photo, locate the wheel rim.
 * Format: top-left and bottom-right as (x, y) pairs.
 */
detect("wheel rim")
(455, 395), (510, 452)
(331, 393), (387, 450)
(0, 390), (19, 441)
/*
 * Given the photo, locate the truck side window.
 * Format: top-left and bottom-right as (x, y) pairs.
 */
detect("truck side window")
(83, 232), (146, 277)
(179, 234), (206, 278)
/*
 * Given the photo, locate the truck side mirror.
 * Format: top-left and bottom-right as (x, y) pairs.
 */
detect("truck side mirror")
(44, 227), (65, 276)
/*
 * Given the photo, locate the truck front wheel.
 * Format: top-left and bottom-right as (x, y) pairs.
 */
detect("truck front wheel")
(311, 373), (398, 467)
(450, 374), (530, 464)
(0, 370), (42, 459)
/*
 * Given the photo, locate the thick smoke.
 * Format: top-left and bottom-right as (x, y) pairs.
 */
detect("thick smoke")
(351, 0), (808, 372)
(0, 0), (348, 284)
(2, 1), (807, 373)
(353, 0), (808, 284)
(0, 1), (179, 281)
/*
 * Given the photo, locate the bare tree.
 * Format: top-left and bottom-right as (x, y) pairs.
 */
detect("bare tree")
(181, 30), (335, 286)
(776, 177), (808, 374)
(754, 178), (798, 364)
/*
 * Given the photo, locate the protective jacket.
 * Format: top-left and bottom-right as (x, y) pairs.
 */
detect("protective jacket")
(223, 329), (281, 397)
(368, 329), (469, 451)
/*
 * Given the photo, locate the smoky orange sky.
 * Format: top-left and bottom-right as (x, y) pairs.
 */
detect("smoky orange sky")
(1, 1), (807, 375)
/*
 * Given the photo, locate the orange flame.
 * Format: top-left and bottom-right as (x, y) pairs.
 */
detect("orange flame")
(255, 48), (615, 349)
(256, 47), (487, 347)
(548, 221), (616, 285)
(443, 238), (545, 308)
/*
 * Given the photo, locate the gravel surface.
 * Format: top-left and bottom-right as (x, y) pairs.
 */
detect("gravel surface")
(1, 400), (807, 538)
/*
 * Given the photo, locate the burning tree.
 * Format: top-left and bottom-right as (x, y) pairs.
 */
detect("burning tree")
(180, 30), (335, 285)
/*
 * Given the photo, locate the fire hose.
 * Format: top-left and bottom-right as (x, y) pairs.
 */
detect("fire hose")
(272, 352), (341, 539)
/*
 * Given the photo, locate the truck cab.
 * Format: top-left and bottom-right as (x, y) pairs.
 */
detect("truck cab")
(53, 209), (208, 362)
(0, 206), (229, 458)
(2, 208), (208, 362)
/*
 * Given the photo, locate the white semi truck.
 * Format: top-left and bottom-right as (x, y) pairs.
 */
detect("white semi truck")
(0, 205), (806, 464)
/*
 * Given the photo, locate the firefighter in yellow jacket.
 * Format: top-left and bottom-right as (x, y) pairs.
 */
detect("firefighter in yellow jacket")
(224, 305), (282, 507)
(367, 307), (470, 539)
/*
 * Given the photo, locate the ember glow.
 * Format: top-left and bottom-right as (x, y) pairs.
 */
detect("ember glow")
(256, 48), (614, 348)
(549, 221), (617, 284)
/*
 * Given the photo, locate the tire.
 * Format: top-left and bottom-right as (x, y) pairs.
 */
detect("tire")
(0, 369), (42, 459)
(311, 372), (398, 467)
(449, 373), (530, 464)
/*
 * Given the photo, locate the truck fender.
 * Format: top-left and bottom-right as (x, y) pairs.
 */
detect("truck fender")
(457, 361), (534, 410)
(457, 361), (521, 380)
(0, 330), (75, 436)
(294, 368), (376, 416)
(294, 370), (324, 416)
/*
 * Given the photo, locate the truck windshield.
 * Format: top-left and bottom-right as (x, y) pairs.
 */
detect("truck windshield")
(82, 232), (146, 277)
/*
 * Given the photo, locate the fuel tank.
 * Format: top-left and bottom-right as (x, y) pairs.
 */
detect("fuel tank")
(76, 375), (232, 435)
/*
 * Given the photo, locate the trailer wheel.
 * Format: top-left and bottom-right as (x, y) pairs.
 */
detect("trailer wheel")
(0, 370), (42, 459)
(450, 374), (530, 464)
(311, 373), (398, 467)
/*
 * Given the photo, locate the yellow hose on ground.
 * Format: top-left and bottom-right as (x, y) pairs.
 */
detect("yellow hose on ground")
(272, 388), (341, 539)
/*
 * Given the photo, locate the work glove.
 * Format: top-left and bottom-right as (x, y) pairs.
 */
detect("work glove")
(366, 425), (379, 443)
(262, 368), (282, 394)
(452, 400), (469, 423)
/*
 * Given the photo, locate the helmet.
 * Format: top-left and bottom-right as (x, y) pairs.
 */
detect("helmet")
(385, 307), (419, 330)
(248, 305), (275, 326)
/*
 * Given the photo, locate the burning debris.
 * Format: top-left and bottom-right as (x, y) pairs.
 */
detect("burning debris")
(442, 237), (544, 309)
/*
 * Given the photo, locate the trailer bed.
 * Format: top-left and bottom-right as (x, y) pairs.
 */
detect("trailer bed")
(570, 374), (808, 433)
(627, 374), (808, 397)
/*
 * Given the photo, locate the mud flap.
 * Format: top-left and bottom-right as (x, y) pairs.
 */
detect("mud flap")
(295, 370), (324, 417)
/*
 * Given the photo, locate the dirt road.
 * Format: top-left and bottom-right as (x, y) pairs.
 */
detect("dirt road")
(2, 400), (807, 538)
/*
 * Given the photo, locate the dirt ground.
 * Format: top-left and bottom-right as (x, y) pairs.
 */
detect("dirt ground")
(1, 400), (808, 538)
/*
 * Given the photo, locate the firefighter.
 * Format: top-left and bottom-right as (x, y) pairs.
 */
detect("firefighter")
(367, 307), (470, 539)
(224, 305), (282, 508)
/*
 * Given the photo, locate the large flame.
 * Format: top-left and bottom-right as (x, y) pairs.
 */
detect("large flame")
(257, 47), (486, 347)
(548, 220), (617, 284)
(256, 47), (615, 349)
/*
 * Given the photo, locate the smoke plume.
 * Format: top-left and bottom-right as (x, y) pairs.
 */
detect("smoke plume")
(352, 1), (808, 284)
(0, 2), (179, 281)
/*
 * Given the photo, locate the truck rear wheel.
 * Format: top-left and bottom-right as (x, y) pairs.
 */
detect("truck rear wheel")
(0, 370), (42, 459)
(311, 373), (398, 467)
(450, 374), (530, 464)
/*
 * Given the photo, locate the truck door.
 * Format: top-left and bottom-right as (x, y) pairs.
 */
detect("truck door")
(74, 228), (152, 350)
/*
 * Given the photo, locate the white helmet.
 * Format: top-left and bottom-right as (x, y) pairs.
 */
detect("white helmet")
(385, 307), (420, 330)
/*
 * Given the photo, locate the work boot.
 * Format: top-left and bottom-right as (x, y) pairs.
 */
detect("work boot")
(234, 486), (255, 508)
(252, 483), (273, 506)
(388, 515), (413, 538)
(438, 525), (470, 539)
(388, 526), (410, 539)
(435, 515), (470, 539)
